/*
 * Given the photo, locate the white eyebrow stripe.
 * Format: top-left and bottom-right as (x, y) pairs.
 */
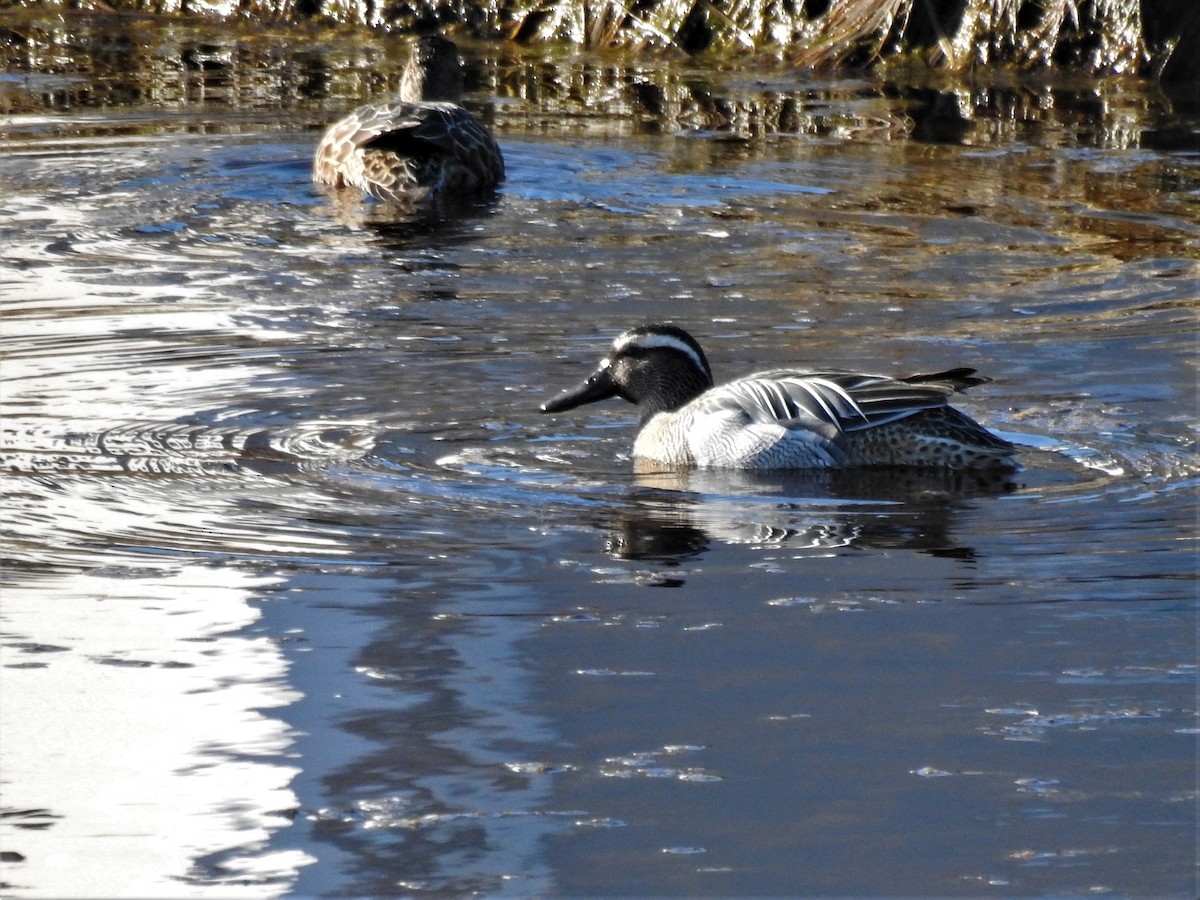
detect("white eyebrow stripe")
(612, 332), (707, 374)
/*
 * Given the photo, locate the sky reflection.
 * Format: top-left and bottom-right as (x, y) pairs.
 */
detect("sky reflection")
(1, 564), (309, 897)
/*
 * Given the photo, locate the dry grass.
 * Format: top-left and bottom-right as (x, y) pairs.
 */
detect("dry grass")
(10, 0), (1190, 76)
(500, 0), (1171, 74)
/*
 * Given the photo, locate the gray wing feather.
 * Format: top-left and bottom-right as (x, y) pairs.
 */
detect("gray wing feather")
(697, 371), (959, 436)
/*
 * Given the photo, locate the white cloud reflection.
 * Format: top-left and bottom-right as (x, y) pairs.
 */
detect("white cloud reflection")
(1, 564), (312, 898)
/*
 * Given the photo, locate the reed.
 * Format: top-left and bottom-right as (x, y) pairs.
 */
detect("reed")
(10, 0), (1192, 77)
(507, 0), (1164, 73)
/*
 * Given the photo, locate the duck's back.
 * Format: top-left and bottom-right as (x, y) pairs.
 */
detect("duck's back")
(313, 99), (504, 204)
(634, 368), (1015, 471)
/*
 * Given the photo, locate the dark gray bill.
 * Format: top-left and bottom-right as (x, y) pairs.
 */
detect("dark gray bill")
(540, 366), (619, 413)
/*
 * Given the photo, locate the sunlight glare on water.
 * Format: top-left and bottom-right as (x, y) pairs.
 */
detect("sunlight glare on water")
(3, 564), (309, 897)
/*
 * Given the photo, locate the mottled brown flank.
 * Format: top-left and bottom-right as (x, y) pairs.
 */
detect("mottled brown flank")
(836, 407), (1015, 469)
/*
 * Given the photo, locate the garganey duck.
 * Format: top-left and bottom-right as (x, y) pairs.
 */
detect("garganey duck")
(313, 35), (504, 206)
(540, 324), (1017, 472)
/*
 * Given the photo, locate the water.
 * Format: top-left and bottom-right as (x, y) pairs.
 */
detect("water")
(2, 21), (1198, 898)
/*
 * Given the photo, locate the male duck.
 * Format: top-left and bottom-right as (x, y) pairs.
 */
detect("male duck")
(540, 324), (1017, 472)
(313, 35), (504, 206)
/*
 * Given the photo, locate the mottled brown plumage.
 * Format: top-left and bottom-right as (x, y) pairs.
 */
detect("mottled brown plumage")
(313, 36), (504, 206)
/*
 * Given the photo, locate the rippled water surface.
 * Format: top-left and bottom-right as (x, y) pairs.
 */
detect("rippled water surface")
(2, 20), (1199, 898)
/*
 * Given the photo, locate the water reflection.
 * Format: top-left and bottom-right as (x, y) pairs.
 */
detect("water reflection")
(597, 467), (1020, 566)
(4, 14), (1196, 154)
(634, 465), (1021, 498)
(2, 14), (1197, 898)
(322, 190), (506, 244)
(1, 563), (307, 897)
(285, 589), (564, 897)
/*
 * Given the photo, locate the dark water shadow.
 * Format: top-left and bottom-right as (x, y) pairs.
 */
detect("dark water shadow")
(636, 466), (1021, 499)
(312, 181), (504, 251)
(593, 467), (1020, 565)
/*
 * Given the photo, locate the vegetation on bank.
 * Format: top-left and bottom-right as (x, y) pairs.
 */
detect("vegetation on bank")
(4, 0), (1196, 80)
